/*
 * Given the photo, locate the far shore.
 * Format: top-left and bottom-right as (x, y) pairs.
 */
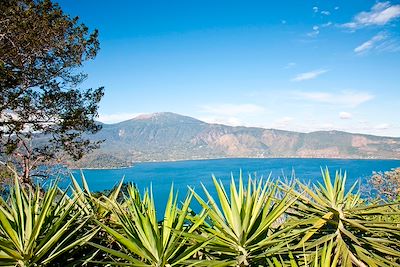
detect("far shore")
(72, 156), (400, 170)
(70, 165), (134, 171)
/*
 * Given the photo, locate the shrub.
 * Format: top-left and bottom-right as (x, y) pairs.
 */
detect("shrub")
(369, 167), (400, 201)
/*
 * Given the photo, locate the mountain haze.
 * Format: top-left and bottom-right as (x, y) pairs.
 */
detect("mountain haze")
(75, 112), (400, 168)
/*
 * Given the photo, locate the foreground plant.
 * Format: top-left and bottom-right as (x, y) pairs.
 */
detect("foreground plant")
(265, 241), (339, 267)
(90, 184), (208, 266)
(62, 172), (126, 264)
(189, 175), (298, 266)
(0, 176), (97, 266)
(70, 171), (125, 219)
(286, 169), (400, 267)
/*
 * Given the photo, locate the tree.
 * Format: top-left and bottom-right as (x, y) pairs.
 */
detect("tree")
(369, 168), (400, 201)
(0, 0), (104, 186)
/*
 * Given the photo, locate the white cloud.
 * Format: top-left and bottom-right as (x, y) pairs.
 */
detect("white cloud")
(339, 112), (352, 119)
(294, 91), (374, 107)
(98, 113), (142, 123)
(313, 6), (319, 13)
(291, 69), (328, 82)
(307, 25), (320, 37)
(198, 116), (245, 126)
(354, 32), (400, 54)
(375, 123), (390, 130)
(278, 117), (294, 124)
(273, 117), (294, 128)
(334, 6), (340, 11)
(354, 32), (387, 54)
(320, 123), (335, 129)
(199, 103), (267, 127)
(200, 103), (266, 116)
(199, 116), (243, 126)
(321, 11), (331, 16)
(321, 21), (333, 27)
(343, 2), (400, 29)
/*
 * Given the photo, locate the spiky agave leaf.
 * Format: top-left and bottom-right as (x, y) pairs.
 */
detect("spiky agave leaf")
(189, 173), (298, 266)
(69, 171), (125, 219)
(0, 175), (98, 266)
(91, 184), (209, 266)
(265, 240), (339, 267)
(62, 172), (127, 265)
(285, 168), (400, 267)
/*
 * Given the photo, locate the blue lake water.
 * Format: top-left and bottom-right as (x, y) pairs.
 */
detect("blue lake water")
(62, 158), (400, 214)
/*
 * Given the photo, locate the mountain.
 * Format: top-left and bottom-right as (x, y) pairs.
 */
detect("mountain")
(73, 112), (400, 168)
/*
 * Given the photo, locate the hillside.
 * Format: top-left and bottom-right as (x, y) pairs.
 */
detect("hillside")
(73, 112), (400, 168)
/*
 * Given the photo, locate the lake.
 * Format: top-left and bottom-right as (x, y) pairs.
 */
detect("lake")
(62, 158), (400, 213)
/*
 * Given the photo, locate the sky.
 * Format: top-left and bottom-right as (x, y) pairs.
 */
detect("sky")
(58, 0), (400, 137)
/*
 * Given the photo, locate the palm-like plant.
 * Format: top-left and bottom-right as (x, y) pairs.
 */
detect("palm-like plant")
(265, 241), (339, 267)
(190, 174), (298, 266)
(90, 184), (209, 266)
(63, 172), (126, 264)
(285, 169), (400, 267)
(0, 176), (97, 266)
(70, 171), (125, 219)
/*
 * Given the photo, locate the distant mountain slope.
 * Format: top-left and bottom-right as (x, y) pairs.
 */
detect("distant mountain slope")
(74, 112), (400, 168)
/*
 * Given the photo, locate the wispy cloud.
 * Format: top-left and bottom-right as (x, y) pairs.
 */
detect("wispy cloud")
(354, 32), (400, 54)
(321, 21), (333, 27)
(321, 11), (330, 16)
(272, 116), (294, 128)
(284, 62), (296, 69)
(291, 69), (328, 82)
(339, 111), (352, 119)
(294, 91), (374, 107)
(198, 116), (243, 126)
(343, 2), (400, 29)
(354, 32), (387, 54)
(375, 123), (390, 130)
(98, 113), (142, 123)
(200, 103), (265, 116)
(199, 103), (266, 127)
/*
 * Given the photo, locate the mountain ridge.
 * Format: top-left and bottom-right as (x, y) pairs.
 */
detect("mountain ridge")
(104, 113), (397, 139)
(73, 112), (400, 168)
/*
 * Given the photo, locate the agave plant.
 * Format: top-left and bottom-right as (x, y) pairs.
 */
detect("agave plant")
(265, 241), (339, 267)
(285, 168), (400, 267)
(0, 176), (98, 266)
(90, 184), (209, 266)
(59, 172), (127, 264)
(70, 171), (125, 219)
(189, 174), (298, 266)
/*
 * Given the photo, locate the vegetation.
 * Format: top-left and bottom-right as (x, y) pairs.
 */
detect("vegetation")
(0, 162), (14, 192)
(369, 168), (400, 201)
(286, 170), (400, 267)
(0, 169), (399, 266)
(0, 176), (98, 266)
(0, 0), (104, 186)
(2, 3), (398, 265)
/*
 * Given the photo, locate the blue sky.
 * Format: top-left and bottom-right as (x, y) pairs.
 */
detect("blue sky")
(58, 0), (400, 136)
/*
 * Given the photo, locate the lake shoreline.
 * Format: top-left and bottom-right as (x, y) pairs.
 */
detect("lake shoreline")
(73, 156), (400, 170)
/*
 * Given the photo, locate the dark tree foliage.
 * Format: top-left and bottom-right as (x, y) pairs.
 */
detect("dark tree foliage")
(0, 0), (104, 184)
